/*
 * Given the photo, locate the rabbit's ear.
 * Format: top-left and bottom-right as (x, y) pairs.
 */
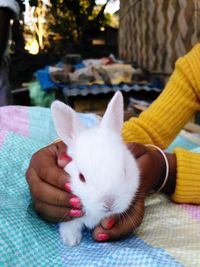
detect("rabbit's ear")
(51, 101), (85, 147)
(101, 91), (124, 133)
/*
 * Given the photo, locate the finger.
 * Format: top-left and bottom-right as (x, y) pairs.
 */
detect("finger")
(93, 201), (144, 241)
(93, 221), (131, 242)
(57, 152), (72, 168)
(127, 142), (147, 158)
(41, 164), (70, 189)
(54, 140), (67, 155)
(56, 142), (71, 168)
(30, 150), (70, 189)
(33, 201), (72, 223)
(27, 166), (71, 206)
(100, 216), (118, 230)
(93, 214), (142, 242)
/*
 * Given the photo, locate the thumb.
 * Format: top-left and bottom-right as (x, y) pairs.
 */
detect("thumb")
(100, 216), (118, 230)
(93, 199), (145, 241)
(56, 141), (72, 167)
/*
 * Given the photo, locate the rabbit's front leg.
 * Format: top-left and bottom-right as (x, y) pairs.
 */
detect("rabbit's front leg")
(59, 219), (83, 246)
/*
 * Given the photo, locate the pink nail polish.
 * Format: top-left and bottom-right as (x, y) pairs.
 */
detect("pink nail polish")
(106, 219), (116, 229)
(69, 209), (83, 218)
(97, 233), (109, 241)
(60, 153), (72, 161)
(69, 197), (81, 208)
(64, 183), (72, 192)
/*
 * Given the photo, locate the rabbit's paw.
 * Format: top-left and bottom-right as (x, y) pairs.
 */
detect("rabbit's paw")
(61, 230), (82, 246)
(59, 221), (82, 246)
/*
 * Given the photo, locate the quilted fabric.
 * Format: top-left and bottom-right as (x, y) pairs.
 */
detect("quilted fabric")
(0, 106), (199, 267)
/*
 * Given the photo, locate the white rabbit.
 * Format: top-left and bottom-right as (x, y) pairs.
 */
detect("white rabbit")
(51, 91), (140, 246)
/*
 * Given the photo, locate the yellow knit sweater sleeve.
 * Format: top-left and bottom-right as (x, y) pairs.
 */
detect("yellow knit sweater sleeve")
(122, 43), (200, 204)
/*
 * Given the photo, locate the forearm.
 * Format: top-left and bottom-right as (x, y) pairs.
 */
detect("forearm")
(144, 145), (177, 195)
(153, 152), (177, 195)
(122, 44), (200, 148)
(153, 147), (200, 204)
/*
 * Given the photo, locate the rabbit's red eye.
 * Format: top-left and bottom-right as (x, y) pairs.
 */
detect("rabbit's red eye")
(79, 173), (86, 182)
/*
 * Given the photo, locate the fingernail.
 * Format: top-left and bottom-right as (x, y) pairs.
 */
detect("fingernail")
(69, 209), (83, 218)
(106, 218), (116, 229)
(64, 183), (72, 192)
(69, 197), (81, 208)
(59, 153), (72, 161)
(97, 233), (109, 241)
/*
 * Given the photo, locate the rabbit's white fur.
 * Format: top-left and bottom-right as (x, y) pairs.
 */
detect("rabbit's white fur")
(51, 91), (140, 246)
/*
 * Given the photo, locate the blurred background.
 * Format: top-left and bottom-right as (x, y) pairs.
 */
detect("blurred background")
(11, 0), (119, 86)
(7, 0), (200, 116)
(10, 0), (121, 108)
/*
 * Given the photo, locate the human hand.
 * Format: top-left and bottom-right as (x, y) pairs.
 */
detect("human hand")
(26, 141), (84, 222)
(93, 142), (176, 242)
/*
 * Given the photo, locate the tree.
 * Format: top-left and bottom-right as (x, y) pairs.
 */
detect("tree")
(23, 0), (114, 54)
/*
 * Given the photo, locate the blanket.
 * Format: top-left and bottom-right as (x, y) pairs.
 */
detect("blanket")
(0, 106), (200, 267)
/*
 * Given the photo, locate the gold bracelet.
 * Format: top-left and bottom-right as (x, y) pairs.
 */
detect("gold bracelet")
(145, 144), (169, 194)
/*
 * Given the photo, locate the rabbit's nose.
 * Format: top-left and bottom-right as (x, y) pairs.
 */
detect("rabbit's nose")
(102, 196), (115, 212)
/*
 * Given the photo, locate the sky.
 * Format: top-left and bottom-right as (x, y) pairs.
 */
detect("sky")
(95, 0), (120, 14)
